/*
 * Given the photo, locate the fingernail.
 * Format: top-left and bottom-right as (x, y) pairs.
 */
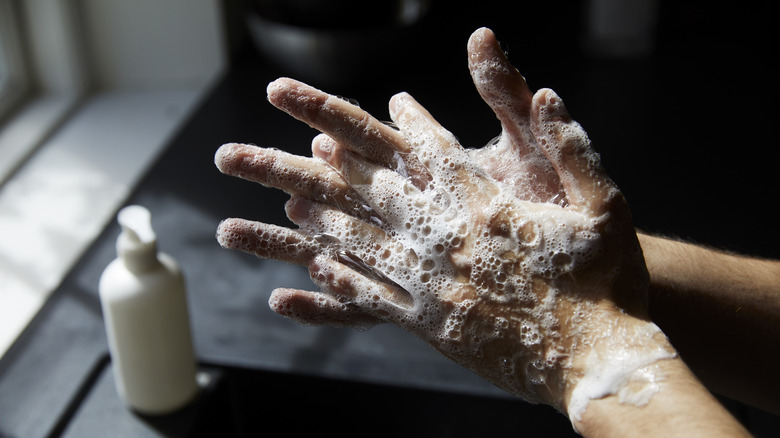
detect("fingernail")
(286, 196), (313, 221)
(266, 78), (299, 108)
(216, 218), (245, 249)
(312, 134), (335, 161)
(389, 92), (410, 116)
(214, 143), (245, 172)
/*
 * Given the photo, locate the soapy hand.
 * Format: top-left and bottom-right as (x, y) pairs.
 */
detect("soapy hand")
(215, 28), (675, 415)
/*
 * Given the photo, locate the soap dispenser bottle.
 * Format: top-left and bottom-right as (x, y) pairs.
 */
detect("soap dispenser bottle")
(99, 205), (198, 415)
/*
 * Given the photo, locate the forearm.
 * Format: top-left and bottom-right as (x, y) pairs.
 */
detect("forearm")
(574, 355), (751, 437)
(638, 232), (780, 413)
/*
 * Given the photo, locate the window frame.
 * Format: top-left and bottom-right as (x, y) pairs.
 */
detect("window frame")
(0, 0), (31, 123)
(0, 0), (88, 185)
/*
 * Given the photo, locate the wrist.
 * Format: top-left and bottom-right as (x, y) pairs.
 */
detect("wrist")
(561, 306), (677, 424)
(572, 355), (751, 438)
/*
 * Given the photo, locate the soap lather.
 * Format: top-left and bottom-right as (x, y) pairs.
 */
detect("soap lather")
(99, 205), (198, 415)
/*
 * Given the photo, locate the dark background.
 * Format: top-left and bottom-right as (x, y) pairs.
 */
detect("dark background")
(234, 0), (778, 259)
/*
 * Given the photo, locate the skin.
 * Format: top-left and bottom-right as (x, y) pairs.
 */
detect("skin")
(640, 232), (780, 415)
(214, 28), (752, 436)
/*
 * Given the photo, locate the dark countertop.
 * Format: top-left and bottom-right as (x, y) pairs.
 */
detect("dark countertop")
(1, 3), (778, 436)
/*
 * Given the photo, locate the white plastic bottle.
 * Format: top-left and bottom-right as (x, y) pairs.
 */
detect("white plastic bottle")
(99, 205), (198, 415)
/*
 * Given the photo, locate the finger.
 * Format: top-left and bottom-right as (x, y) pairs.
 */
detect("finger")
(285, 196), (389, 249)
(466, 28), (565, 203)
(267, 78), (410, 168)
(309, 255), (414, 313)
(467, 27), (535, 143)
(531, 89), (620, 215)
(311, 137), (426, 227)
(311, 133), (383, 190)
(389, 91), (506, 208)
(311, 133), (346, 170)
(216, 218), (319, 265)
(269, 248), (416, 328)
(216, 142), (374, 219)
(388, 92), (476, 184)
(269, 287), (384, 329)
(268, 78), (431, 189)
(285, 197), (421, 306)
(389, 92), (464, 161)
(215, 142), (346, 195)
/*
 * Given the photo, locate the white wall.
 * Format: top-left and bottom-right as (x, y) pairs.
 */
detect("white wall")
(79, 0), (225, 89)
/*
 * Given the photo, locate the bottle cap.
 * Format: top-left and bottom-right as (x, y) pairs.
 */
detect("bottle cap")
(116, 205), (160, 273)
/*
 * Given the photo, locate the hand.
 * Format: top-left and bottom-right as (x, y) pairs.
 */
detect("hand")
(215, 27), (675, 417)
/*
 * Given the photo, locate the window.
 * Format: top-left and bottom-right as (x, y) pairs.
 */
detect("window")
(0, 0), (225, 358)
(0, 0), (88, 185)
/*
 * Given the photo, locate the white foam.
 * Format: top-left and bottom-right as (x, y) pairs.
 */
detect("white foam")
(567, 321), (676, 425)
